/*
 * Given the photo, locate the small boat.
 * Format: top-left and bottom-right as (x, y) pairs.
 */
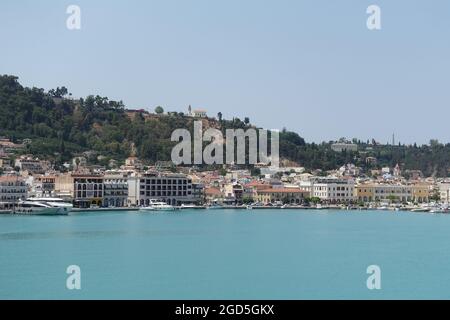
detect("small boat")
(429, 208), (446, 214)
(411, 208), (430, 213)
(15, 200), (69, 216)
(140, 200), (176, 212)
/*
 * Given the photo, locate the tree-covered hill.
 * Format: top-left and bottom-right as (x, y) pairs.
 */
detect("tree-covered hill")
(0, 75), (449, 177)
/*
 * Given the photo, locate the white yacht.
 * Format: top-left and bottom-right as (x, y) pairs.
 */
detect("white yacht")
(140, 199), (176, 212)
(27, 197), (73, 211)
(15, 200), (69, 216)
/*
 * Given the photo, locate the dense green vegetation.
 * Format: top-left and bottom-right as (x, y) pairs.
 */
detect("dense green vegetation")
(0, 75), (449, 176)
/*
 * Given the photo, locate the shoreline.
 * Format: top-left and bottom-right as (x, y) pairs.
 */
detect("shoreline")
(1, 206), (445, 215)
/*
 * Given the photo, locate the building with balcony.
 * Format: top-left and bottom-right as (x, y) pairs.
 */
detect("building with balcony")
(304, 177), (356, 203)
(356, 183), (430, 203)
(256, 188), (309, 204)
(0, 176), (27, 208)
(128, 172), (197, 206)
(72, 173), (104, 208)
(32, 175), (56, 197)
(103, 172), (129, 207)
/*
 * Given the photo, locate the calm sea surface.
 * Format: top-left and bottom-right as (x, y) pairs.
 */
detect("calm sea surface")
(1, 209), (450, 300)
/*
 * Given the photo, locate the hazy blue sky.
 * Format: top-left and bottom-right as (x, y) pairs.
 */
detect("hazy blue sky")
(1, 1), (450, 144)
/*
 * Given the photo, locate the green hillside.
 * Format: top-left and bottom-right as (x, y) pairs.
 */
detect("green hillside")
(1, 75), (449, 177)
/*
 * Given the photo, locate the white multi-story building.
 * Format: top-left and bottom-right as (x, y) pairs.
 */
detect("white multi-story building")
(128, 172), (198, 206)
(300, 177), (356, 203)
(0, 176), (27, 208)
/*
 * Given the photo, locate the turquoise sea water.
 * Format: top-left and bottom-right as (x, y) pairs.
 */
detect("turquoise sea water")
(1, 209), (450, 300)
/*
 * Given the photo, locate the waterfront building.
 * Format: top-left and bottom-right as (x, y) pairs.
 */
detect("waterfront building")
(356, 183), (429, 203)
(103, 172), (129, 207)
(204, 187), (223, 204)
(0, 176), (27, 208)
(256, 188), (309, 204)
(305, 177), (356, 203)
(128, 172), (197, 206)
(411, 184), (430, 203)
(191, 182), (205, 204)
(356, 184), (375, 202)
(54, 173), (74, 200)
(438, 183), (450, 203)
(223, 183), (244, 204)
(356, 184), (410, 203)
(243, 181), (271, 201)
(298, 180), (314, 195)
(72, 173), (104, 208)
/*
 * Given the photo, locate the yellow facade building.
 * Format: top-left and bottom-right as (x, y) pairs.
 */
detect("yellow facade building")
(356, 183), (430, 203)
(256, 188), (309, 204)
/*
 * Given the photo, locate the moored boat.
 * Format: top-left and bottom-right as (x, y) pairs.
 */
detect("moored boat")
(140, 199), (176, 212)
(27, 197), (73, 211)
(410, 208), (430, 213)
(180, 204), (205, 210)
(15, 200), (69, 216)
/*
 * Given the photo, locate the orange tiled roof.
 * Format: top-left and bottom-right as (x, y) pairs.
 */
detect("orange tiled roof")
(205, 187), (222, 195)
(258, 188), (307, 194)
